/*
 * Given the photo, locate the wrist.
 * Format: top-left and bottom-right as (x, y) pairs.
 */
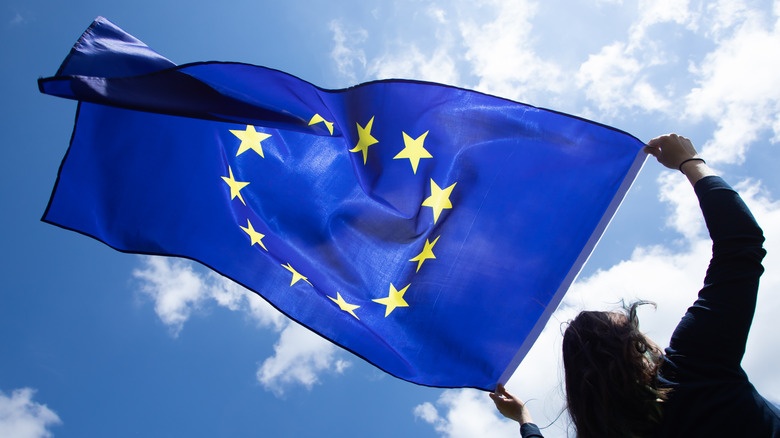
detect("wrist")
(680, 159), (716, 186)
(678, 157), (705, 173)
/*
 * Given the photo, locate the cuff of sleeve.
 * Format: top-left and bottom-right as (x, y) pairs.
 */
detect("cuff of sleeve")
(520, 422), (544, 438)
(693, 175), (732, 199)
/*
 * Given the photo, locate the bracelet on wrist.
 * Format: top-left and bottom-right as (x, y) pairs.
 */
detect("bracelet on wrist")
(678, 157), (706, 173)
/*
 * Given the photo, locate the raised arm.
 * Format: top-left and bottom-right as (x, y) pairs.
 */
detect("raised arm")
(646, 134), (766, 372)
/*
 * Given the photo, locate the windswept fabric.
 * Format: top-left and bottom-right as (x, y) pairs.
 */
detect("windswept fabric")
(39, 17), (645, 389)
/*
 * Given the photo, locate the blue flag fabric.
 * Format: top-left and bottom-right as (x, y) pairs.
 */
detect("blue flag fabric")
(39, 17), (645, 390)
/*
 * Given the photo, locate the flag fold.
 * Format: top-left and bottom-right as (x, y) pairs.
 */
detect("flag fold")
(40, 16), (645, 390)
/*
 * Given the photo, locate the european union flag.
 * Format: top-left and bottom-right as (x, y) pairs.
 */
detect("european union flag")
(39, 17), (645, 390)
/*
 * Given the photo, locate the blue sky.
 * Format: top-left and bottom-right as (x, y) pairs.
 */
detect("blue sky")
(2, 1), (779, 437)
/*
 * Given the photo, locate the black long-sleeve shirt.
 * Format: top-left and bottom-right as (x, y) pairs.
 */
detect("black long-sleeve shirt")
(656, 176), (779, 437)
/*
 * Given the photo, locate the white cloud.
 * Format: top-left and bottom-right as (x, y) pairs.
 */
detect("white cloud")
(329, 19), (368, 83)
(0, 388), (60, 438)
(413, 401), (439, 423)
(572, 0), (780, 160)
(428, 6), (447, 24)
(630, 0), (695, 41)
(367, 44), (460, 85)
(414, 389), (518, 438)
(701, 0), (753, 39)
(10, 13), (25, 26)
(133, 256), (286, 333)
(134, 256), (207, 336)
(365, 5), (460, 85)
(458, 0), (565, 102)
(256, 322), (350, 396)
(240, 292), (287, 333)
(575, 0), (696, 118)
(357, 0), (565, 100)
(133, 256), (348, 395)
(416, 174), (780, 437)
(657, 170), (707, 236)
(685, 4), (780, 164)
(576, 41), (671, 117)
(204, 272), (244, 311)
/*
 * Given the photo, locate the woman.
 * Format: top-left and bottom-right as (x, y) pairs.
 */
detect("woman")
(491, 134), (780, 437)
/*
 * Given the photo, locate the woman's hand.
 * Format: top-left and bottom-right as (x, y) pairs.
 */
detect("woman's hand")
(644, 133), (715, 184)
(644, 133), (699, 170)
(489, 383), (534, 425)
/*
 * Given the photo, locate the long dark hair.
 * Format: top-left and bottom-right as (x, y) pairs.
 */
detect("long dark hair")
(562, 301), (669, 437)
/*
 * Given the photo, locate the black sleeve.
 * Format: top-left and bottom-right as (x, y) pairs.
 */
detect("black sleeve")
(665, 176), (766, 373)
(520, 422), (544, 438)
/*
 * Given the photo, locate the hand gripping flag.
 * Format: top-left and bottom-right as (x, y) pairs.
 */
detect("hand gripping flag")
(39, 17), (645, 390)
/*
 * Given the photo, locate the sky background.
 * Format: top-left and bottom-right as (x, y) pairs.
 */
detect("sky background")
(1, 0), (779, 437)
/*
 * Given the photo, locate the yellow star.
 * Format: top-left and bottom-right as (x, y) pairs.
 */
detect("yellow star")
(409, 236), (440, 272)
(282, 263), (311, 286)
(240, 219), (267, 251)
(221, 166), (250, 205)
(394, 131), (432, 174)
(373, 283), (410, 317)
(328, 292), (360, 320)
(349, 116), (379, 164)
(309, 113), (334, 135)
(422, 179), (457, 224)
(229, 125), (271, 158)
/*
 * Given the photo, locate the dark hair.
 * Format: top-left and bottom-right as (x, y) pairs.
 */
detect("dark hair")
(562, 301), (669, 437)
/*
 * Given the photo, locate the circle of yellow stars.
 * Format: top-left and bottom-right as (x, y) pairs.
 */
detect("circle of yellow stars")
(220, 114), (458, 321)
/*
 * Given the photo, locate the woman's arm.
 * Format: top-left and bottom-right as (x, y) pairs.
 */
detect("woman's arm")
(647, 135), (766, 372)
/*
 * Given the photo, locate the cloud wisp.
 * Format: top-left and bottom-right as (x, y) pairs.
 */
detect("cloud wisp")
(329, 19), (368, 84)
(685, 2), (780, 163)
(132, 256), (349, 395)
(414, 389), (518, 438)
(0, 388), (61, 438)
(256, 323), (351, 397)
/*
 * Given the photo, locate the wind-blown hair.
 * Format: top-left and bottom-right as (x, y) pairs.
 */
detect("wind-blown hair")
(562, 301), (669, 437)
